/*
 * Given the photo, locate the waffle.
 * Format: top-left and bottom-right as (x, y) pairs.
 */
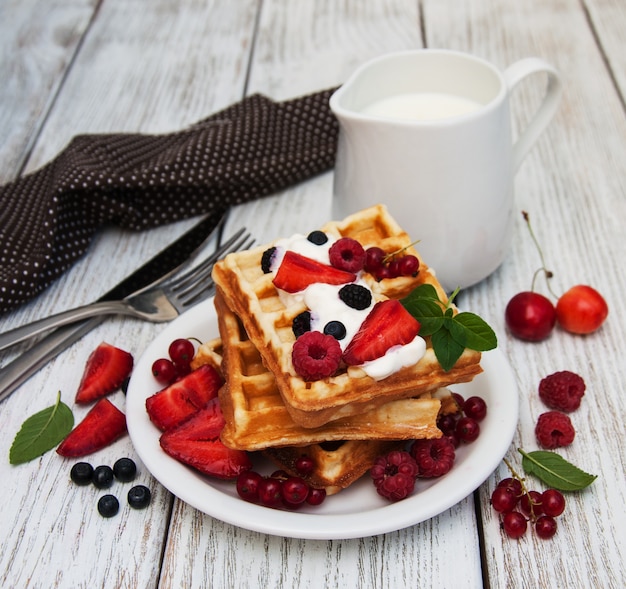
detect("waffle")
(212, 204), (483, 428)
(214, 291), (444, 451)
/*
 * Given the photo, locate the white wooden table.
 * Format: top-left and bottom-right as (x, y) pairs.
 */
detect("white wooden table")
(1, 1), (625, 587)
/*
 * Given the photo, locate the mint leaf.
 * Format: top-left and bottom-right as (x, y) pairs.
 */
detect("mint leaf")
(9, 392), (74, 465)
(432, 327), (465, 372)
(454, 312), (498, 351)
(518, 448), (597, 491)
(402, 297), (444, 335)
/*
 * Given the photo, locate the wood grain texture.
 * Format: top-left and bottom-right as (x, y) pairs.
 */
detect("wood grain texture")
(1, 0), (625, 587)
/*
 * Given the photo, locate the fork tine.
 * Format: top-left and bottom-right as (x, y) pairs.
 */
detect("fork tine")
(174, 235), (255, 307)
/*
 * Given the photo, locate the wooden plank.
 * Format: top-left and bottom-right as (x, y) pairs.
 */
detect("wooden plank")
(0, 0), (98, 183)
(0, 1), (258, 588)
(423, 0), (626, 587)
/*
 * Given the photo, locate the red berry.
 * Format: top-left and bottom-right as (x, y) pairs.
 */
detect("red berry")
(291, 331), (342, 380)
(491, 486), (519, 513)
(535, 515), (558, 539)
(398, 255), (419, 276)
(455, 417), (480, 443)
(497, 477), (523, 497)
(463, 396), (487, 421)
(387, 258), (402, 278)
(538, 370), (586, 412)
(305, 487), (327, 506)
(236, 470), (264, 503)
(281, 477), (310, 505)
(364, 247), (386, 273)
(295, 455), (315, 475)
(541, 489), (566, 517)
(151, 358), (178, 385)
(371, 450), (418, 501)
(535, 411), (575, 449)
(410, 437), (456, 477)
(258, 478), (283, 507)
(436, 414), (458, 437)
(502, 511), (528, 538)
(329, 237), (366, 272)
(556, 285), (608, 334)
(505, 291), (556, 341)
(520, 490), (544, 517)
(168, 338), (195, 367)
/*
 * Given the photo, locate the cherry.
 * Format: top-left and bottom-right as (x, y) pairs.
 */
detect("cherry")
(505, 291), (556, 341)
(556, 285), (608, 334)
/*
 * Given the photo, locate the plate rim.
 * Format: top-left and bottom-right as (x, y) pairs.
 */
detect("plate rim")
(126, 297), (518, 540)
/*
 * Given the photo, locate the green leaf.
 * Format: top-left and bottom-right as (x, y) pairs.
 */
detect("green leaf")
(518, 448), (597, 491)
(401, 297), (444, 336)
(9, 392), (74, 465)
(404, 283), (440, 302)
(431, 327), (465, 372)
(453, 312), (498, 351)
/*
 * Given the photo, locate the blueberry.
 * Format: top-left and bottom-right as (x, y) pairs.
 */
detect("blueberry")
(261, 247), (277, 273)
(97, 494), (120, 518)
(127, 485), (152, 510)
(113, 457), (137, 482)
(306, 230), (328, 245)
(70, 462), (94, 486)
(92, 465), (115, 489)
(292, 311), (311, 338)
(323, 321), (347, 340)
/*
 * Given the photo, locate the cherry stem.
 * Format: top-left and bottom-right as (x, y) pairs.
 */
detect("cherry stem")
(503, 457), (541, 522)
(384, 239), (421, 262)
(523, 211), (558, 299)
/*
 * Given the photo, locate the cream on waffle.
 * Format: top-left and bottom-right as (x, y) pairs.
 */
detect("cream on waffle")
(212, 204), (482, 428)
(214, 291), (444, 451)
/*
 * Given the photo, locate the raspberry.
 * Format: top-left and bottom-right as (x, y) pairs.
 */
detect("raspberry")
(538, 370), (585, 412)
(371, 450), (418, 501)
(338, 283), (372, 310)
(410, 437), (456, 477)
(291, 331), (342, 380)
(261, 247), (277, 274)
(535, 411), (575, 449)
(329, 237), (366, 272)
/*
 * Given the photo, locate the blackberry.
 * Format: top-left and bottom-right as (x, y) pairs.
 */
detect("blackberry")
(261, 247), (277, 273)
(307, 230), (328, 245)
(323, 320), (347, 340)
(292, 311), (311, 337)
(338, 284), (372, 310)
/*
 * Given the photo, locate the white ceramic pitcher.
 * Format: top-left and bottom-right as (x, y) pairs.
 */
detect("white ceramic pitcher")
(330, 49), (562, 290)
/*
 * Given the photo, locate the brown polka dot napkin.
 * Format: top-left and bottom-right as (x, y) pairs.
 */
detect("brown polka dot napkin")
(0, 89), (338, 315)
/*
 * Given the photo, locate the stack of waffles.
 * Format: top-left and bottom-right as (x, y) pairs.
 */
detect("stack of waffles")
(200, 205), (483, 494)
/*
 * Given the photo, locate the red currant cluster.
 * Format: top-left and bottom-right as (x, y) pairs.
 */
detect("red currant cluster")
(364, 246), (420, 281)
(151, 338), (196, 385)
(236, 456), (326, 510)
(437, 393), (487, 446)
(491, 475), (566, 540)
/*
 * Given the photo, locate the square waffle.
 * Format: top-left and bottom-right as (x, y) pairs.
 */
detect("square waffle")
(213, 291), (444, 451)
(212, 204), (482, 428)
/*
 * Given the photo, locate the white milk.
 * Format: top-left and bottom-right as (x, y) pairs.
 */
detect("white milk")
(361, 92), (482, 121)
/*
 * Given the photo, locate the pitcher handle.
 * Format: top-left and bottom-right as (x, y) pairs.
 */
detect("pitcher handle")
(504, 58), (562, 171)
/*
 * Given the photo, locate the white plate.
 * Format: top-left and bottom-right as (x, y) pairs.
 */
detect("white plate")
(126, 297), (518, 540)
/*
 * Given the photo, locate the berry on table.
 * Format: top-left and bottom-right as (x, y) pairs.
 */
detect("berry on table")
(113, 457), (137, 482)
(538, 370), (586, 412)
(502, 511), (528, 539)
(70, 462), (94, 486)
(97, 494), (120, 518)
(556, 284), (608, 334)
(127, 485), (152, 509)
(534, 515), (558, 539)
(491, 486), (519, 514)
(92, 465), (115, 489)
(505, 291), (556, 341)
(520, 490), (544, 517)
(541, 489), (566, 517)
(535, 411), (576, 449)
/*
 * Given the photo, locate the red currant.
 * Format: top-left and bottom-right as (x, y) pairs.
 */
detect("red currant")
(502, 511), (528, 539)
(491, 486), (518, 513)
(541, 489), (566, 517)
(364, 247), (386, 273)
(455, 416), (480, 443)
(151, 357), (177, 385)
(294, 455), (315, 476)
(258, 478), (283, 507)
(463, 396), (487, 421)
(556, 285), (608, 334)
(168, 338), (195, 367)
(520, 490), (544, 517)
(398, 255), (419, 276)
(305, 487), (327, 506)
(505, 291), (556, 341)
(281, 477), (310, 505)
(497, 477), (523, 497)
(535, 515), (558, 539)
(236, 471), (263, 503)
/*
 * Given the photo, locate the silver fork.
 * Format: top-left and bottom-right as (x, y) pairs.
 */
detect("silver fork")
(0, 227), (253, 351)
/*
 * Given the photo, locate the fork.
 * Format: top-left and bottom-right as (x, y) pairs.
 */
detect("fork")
(0, 227), (253, 352)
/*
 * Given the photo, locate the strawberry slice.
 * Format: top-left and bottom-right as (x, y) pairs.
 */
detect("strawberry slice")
(75, 342), (134, 403)
(57, 398), (127, 457)
(342, 299), (421, 365)
(273, 250), (356, 293)
(145, 364), (223, 431)
(160, 398), (252, 479)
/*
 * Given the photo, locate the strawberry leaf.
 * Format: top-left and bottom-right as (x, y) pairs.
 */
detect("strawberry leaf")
(453, 312), (498, 351)
(431, 327), (465, 372)
(518, 448), (597, 491)
(9, 392), (74, 465)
